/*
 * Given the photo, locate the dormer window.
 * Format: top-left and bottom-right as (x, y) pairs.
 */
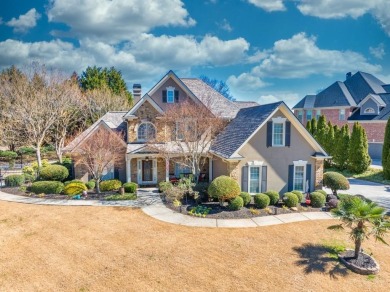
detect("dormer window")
(364, 107), (375, 114)
(163, 87), (179, 103)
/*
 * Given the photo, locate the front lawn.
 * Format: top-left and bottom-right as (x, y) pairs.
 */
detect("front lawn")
(0, 201), (389, 291)
(326, 167), (390, 185)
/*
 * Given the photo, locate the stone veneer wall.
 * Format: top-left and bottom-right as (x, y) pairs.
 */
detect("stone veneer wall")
(314, 159), (324, 189)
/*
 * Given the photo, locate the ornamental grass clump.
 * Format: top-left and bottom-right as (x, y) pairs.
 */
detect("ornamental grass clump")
(208, 176), (240, 205)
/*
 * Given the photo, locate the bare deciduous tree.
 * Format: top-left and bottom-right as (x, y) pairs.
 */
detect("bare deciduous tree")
(72, 128), (126, 193)
(151, 99), (225, 182)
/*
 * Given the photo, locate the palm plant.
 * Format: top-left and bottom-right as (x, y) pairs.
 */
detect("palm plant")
(328, 196), (390, 259)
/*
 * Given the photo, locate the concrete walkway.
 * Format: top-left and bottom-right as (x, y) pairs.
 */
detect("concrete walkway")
(0, 188), (335, 228)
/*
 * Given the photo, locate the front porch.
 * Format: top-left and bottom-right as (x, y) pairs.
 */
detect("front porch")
(126, 155), (213, 185)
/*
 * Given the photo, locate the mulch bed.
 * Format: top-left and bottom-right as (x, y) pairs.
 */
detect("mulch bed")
(165, 198), (323, 219)
(339, 250), (380, 275)
(1, 187), (120, 200)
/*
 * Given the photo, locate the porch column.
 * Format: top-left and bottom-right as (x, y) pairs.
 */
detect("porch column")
(126, 155), (131, 182)
(165, 158), (169, 182)
(209, 157), (213, 182)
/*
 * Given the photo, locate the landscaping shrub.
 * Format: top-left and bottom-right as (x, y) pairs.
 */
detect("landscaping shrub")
(239, 192), (251, 206)
(86, 180), (95, 190)
(30, 181), (64, 194)
(63, 182), (87, 196)
(193, 182), (210, 198)
(291, 190), (303, 202)
(310, 192), (326, 208)
(123, 182), (137, 193)
(39, 165), (69, 181)
(208, 176), (240, 203)
(228, 196), (244, 211)
(323, 172), (350, 195)
(99, 179), (122, 192)
(159, 181), (173, 193)
(64, 179), (84, 186)
(337, 193), (352, 201)
(315, 189), (327, 196)
(105, 193), (137, 201)
(264, 190), (280, 205)
(5, 174), (25, 187)
(23, 173), (36, 183)
(283, 192), (299, 208)
(254, 193), (270, 209)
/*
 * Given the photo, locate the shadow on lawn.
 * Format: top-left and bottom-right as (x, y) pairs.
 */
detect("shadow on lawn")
(293, 243), (349, 279)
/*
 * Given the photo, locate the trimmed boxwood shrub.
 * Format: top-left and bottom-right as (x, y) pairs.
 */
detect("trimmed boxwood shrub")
(63, 182), (87, 196)
(323, 172), (350, 195)
(30, 181), (64, 194)
(315, 189), (327, 196)
(291, 190), (303, 202)
(228, 196), (244, 210)
(264, 190), (280, 205)
(239, 192), (251, 206)
(254, 193), (270, 209)
(64, 179), (84, 186)
(208, 176), (240, 203)
(23, 173), (36, 183)
(310, 192), (326, 208)
(123, 182), (138, 193)
(86, 180), (96, 190)
(5, 174), (25, 187)
(283, 192), (299, 208)
(39, 165), (69, 181)
(99, 179), (122, 192)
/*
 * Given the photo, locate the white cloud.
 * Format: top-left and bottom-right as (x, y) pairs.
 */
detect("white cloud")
(0, 33), (250, 84)
(227, 32), (381, 98)
(369, 43), (385, 59)
(246, 0), (286, 12)
(6, 8), (41, 33)
(258, 93), (300, 107)
(297, 0), (390, 36)
(217, 19), (232, 32)
(47, 0), (195, 43)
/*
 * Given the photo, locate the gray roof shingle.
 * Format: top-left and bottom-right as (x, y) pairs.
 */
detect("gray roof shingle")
(211, 102), (282, 158)
(349, 93), (390, 121)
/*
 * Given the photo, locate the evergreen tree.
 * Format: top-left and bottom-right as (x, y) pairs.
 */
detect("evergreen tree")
(333, 125), (349, 170)
(325, 121), (335, 155)
(306, 120), (312, 134)
(348, 122), (371, 173)
(311, 117), (317, 136)
(382, 118), (390, 178)
(315, 115), (328, 148)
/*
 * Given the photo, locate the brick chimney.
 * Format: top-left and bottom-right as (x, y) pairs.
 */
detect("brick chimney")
(346, 72), (352, 80)
(133, 84), (141, 104)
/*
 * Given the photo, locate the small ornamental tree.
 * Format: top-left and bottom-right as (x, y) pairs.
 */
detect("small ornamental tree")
(383, 118), (390, 179)
(325, 121), (335, 155)
(315, 115), (328, 148)
(348, 122), (371, 173)
(333, 124), (350, 170)
(208, 176), (240, 205)
(311, 117), (317, 136)
(323, 172), (350, 195)
(306, 120), (312, 135)
(329, 196), (390, 260)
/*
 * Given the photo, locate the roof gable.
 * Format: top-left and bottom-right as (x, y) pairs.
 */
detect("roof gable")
(124, 94), (164, 118)
(315, 81), (355, 107)
(345, 71), (386, 104)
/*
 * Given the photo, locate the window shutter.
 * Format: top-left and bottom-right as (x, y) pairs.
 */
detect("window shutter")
(306, 164), (312, 193)
(285, 121), (291, 147)
(241, 166), (248, 192)
(288, 164), (294, 191)
(174, 90), (179, 103)
(266, 121), (273, 147)
(162, 90), (167, 103)
(261, 165), (267, 193)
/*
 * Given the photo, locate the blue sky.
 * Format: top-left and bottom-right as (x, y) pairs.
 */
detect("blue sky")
(0, 0), (389, 107)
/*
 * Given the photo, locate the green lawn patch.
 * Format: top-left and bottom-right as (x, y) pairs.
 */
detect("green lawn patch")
(325, 167), (390, 185)
(105, 193), (137, 201)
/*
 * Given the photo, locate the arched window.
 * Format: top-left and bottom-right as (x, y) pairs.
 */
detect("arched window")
(364, 107), (375, 114)
(137, 122), (156, 141)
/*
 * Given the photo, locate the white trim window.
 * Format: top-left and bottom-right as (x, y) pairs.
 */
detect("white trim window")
(297, 110), (303, 122)
(293, 160), (307, 192)
(166, 86), (175, 103)
(306, 110), (312, 121)
(316, 109), (321, 119)
(364, 107), (375, 114)
(137, 122), (156, 141)
(339, 109), (345, 121)
(248, 161), (263, 194)
(176, 119), (197, 141)
(272, 117), (286, 147)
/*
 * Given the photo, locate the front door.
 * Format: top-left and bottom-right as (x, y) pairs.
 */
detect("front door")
(142, 160), (153, 181)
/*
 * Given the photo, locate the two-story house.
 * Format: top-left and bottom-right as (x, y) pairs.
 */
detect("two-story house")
(293, 71), (390, 159)
(65, 70), (328, 194)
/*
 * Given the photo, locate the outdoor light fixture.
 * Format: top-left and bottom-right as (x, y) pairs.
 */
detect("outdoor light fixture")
(145, 156), (149, 161)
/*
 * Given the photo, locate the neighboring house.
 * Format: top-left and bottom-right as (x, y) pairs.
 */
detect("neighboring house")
(293, 71), (390, 159)
(65, 70), (328, 194)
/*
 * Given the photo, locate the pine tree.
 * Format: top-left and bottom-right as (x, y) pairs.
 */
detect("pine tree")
(311, 117), (317, 136)
(382, 118), (390, 179)
(306, 120), (312, 135)
(325, 121), (335, 155)
(333, 125), (349, 170)
(348, 122), (371, 173)
(315, 115), (328, 148)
